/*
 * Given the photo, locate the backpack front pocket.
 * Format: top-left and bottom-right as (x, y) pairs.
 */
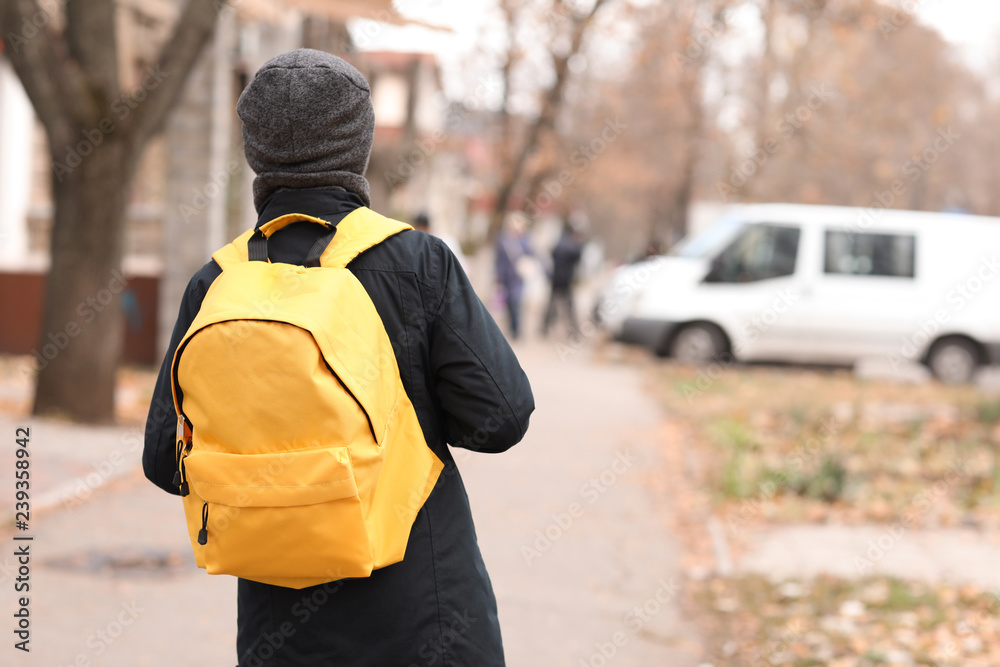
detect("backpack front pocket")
(183, 447), (374, 580)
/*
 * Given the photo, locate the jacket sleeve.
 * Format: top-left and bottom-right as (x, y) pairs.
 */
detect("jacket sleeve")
(428, 243), (534, 453)
(142, 263), (220, 494)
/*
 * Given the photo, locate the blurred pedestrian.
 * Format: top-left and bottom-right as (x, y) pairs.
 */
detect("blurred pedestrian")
(541, 220), (584, 337)
(495, 213), (533, 339)
(143, 49), (533, 667)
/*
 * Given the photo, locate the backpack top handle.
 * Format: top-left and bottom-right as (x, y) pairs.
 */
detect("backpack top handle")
(247, 214), (338, 267)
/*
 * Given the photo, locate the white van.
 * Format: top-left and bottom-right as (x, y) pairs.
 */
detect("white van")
(602, 203), (1000, 383)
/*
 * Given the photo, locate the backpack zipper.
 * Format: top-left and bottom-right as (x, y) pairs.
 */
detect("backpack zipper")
(173, 415), (185, 486)
(175, 415), (192, 496)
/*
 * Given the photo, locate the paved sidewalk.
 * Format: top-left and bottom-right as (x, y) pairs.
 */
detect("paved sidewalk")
(459, 339), (702, 666)
(0, 413), (144, 519)
(738, 523), (1000, 587)
(0, 335), (700, 666)
(0, 413), (237, 666)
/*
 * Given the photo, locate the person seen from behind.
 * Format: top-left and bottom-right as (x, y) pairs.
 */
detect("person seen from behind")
(142, 49), (534, 667)
(541, 219), (584, 338)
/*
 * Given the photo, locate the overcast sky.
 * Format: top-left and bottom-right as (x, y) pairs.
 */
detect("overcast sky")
(351, 0), (1000, 98)
(917, 0), (1000, 71)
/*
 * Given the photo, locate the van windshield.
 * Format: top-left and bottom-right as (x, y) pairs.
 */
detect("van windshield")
(671, 215), (745, 259)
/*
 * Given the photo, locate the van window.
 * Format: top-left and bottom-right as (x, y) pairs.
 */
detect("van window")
(824, 231), (916, 278)
(705, 224), (801, 283)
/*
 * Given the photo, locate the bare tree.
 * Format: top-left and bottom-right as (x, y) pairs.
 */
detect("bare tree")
(488, 0), (610, 243)
(719, 0), (975, 210)
(659, 1), (737, 244)
(556, 0), (737, 257)
(0, 0), (222, 422)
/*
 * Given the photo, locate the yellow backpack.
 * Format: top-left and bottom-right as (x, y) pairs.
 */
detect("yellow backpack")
(170, 208), (444, 589)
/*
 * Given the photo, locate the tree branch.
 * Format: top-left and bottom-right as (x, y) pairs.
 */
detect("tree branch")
(497, 0), (520, 170)
(490, 0), (609, 238)
(65, 0), (120, 106)
(127, 0), (222, 147)
(0, 0), (97, 146)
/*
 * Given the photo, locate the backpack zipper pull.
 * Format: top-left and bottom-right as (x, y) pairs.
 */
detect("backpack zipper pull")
(178, 456), (190, 497)
(197, 502), (209, 545)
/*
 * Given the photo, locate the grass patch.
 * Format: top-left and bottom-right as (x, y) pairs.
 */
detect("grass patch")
(975, 397), (1000, 424)
(653, 363), (1000, 527)
(692, 574), (1000, 666)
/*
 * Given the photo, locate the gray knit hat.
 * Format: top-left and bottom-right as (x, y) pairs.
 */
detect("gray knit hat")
(237, 49), (375, 212)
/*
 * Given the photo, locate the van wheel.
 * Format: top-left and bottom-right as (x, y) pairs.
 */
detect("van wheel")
(669, 323), (728, 364)
(927, 337), (981, 384)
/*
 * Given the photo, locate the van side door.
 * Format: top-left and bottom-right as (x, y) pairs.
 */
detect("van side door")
(794, 228), (921, 364)
(697, 222), (807, 360)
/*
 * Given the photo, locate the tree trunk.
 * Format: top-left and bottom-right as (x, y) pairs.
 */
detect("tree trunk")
(33, 137), (136, 423)
(736, 0), (774, 201)
(671, 62), (705, 245)
(2, 0), (222, 422)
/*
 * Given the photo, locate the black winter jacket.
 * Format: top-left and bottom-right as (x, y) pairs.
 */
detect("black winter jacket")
(143, 189), (534, 666)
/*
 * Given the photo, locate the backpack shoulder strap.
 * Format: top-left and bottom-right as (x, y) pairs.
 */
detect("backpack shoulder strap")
(320, 207), (412, 269)
(211, 209), (410, 271)
(211, 228), (255, 270)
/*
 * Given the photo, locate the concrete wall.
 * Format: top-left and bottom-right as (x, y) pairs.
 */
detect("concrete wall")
(159, 14), (237, 356)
